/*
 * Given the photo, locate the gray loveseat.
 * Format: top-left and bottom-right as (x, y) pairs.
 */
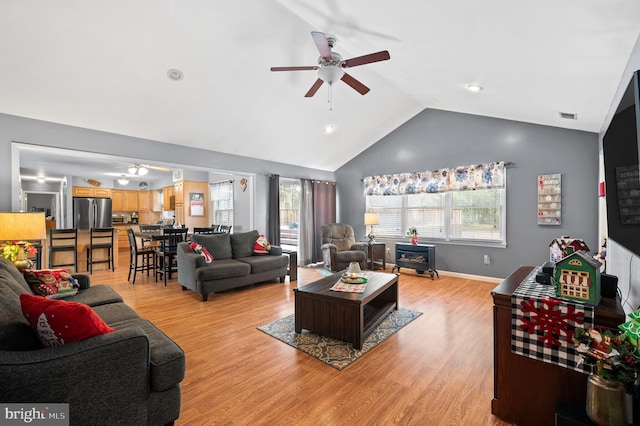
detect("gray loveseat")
(0, 256), (185, 426)
(177, 230), (289, 301)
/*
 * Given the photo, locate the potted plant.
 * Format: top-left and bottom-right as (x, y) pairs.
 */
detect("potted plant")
(573, 326), (638, 425)
(406, 227), (419, 245)
(0, 240), (38, 270)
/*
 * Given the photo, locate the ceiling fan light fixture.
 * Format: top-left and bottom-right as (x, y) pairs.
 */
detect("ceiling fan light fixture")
(128, 165), (148, 176)
(318, 66), (344, 84)
(117, 175), (129, 185)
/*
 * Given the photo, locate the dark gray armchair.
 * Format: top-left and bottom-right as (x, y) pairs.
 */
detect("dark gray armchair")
(320, 223), (368, 272)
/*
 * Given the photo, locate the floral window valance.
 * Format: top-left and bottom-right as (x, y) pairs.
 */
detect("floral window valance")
(363, 161), (505, 196)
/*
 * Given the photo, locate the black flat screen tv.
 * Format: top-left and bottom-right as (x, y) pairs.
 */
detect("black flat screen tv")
(603, 69), (640, 257)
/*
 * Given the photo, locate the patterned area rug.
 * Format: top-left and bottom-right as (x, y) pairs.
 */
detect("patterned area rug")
(257, 308), (422, 370)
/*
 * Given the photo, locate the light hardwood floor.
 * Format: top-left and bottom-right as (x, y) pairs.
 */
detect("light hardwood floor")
(89, 254), (512, 426)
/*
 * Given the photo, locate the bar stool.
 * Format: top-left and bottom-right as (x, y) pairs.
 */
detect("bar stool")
(48, 229), (78, 271)
(126, 228), (156, 284)
(86, 228), (114, 274)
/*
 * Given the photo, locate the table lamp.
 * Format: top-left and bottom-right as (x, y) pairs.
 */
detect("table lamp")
(0, 212), (46, 270)
(364, 213), (380, 243)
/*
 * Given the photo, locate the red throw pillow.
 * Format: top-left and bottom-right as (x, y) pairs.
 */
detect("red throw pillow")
(20, 294), (114, 347)
(188, 243), (214, 263)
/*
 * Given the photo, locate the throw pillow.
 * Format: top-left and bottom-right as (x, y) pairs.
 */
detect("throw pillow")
(188, 243), (213, 263)
(20, 294), (115, 348)
(253, 234), (271, 255)
(22, 269), (80, 299)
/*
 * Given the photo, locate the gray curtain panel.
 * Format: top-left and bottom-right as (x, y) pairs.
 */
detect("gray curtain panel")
(299, 179), (314, 266)
(267, 174), (280, 246)
(312, 181), (336, 263)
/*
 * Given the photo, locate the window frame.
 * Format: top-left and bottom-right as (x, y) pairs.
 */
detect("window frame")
(365, 187), (507, 248)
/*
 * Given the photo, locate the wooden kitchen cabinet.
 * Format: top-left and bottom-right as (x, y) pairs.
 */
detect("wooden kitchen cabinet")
(138, 190), (150, 211)
(72, 186), (112, 198)
(163, 186), (174, 211)
(174, 204), (184, 225)
(111, 190), (124, 210)
(123, 191), (138, 211)
(174, 181), (184, 205)
(151, 190), (162, 212)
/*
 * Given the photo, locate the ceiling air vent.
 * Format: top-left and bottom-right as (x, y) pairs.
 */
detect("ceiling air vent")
(559, 112), (577, 120)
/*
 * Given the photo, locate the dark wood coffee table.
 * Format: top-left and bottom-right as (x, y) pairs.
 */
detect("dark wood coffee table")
(294, 271), (399, 349)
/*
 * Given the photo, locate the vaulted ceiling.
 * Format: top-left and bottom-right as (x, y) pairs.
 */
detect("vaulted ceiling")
(3, 1), (640, 176)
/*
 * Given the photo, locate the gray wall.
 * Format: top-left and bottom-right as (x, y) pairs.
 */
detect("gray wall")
(336, 108), (600, 279)
(0, 113), (334, 234)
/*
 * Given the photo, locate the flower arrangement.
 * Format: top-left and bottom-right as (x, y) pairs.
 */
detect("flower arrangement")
(0, 241), (37, 262)
(573, 326), (639, 388)
(406, 227), (418, 237)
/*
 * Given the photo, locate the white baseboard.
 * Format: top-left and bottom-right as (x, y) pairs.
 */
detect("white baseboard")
(387, 263), (503, 283)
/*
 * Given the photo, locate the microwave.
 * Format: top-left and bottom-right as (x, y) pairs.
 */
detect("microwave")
(113, 216), (127, 224)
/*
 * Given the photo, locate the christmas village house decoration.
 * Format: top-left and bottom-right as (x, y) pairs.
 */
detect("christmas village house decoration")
(553, 251), (602, 306)
(549, 236), (590, 263)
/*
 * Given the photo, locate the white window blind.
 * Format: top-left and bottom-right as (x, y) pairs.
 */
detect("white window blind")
(211, 181), (233, 227)
(366, 187), (505, 245)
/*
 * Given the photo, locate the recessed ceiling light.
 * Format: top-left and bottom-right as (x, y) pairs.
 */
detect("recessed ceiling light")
(325, 124), (336, 134)
(37, 177), (45, 184)
(466, 84), (483, 92)
(167, 69), (184, 81)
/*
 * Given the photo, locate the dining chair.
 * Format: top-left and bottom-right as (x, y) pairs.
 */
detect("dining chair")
(218, 225), (232, 234)
(193, 227), (216, 235)
(139, 224), (162, 247)
(48, 228), (78, 271)
(86, 227), (114, 274)
(126, 228), (157, 284)
(155, 227), (188, 286)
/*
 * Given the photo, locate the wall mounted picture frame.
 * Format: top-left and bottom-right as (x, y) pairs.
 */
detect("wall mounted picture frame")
(190, 192), (204, 217)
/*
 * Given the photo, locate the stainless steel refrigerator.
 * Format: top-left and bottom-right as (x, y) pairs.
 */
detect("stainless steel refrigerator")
(73, 197), (113, 229)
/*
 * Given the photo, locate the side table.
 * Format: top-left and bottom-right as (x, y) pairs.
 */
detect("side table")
(367, 242), (386, 270)
(282, 249), (297, 281)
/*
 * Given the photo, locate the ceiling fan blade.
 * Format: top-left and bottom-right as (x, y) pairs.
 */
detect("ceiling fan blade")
(342, 50), (390, 68)
(311, 31), (332, 61)
(341, 73), (370, 95)
(304, 79), (324, 98)
(271, 66), (319, 72)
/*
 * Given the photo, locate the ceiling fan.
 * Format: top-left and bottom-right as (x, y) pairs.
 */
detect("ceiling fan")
(270, 31), (390, 99)
(128, 164), (171, 176)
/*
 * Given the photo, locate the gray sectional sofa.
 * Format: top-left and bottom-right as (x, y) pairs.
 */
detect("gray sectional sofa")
(0, 256), (185, 426)
(177, 230), (289, 301)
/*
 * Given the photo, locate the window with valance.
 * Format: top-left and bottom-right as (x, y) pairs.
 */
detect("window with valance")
(364, 162), (507, 245)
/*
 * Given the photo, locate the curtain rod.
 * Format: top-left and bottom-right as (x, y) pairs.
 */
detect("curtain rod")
(209, 179), (233, 186)
(265, 173), (335, 184)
